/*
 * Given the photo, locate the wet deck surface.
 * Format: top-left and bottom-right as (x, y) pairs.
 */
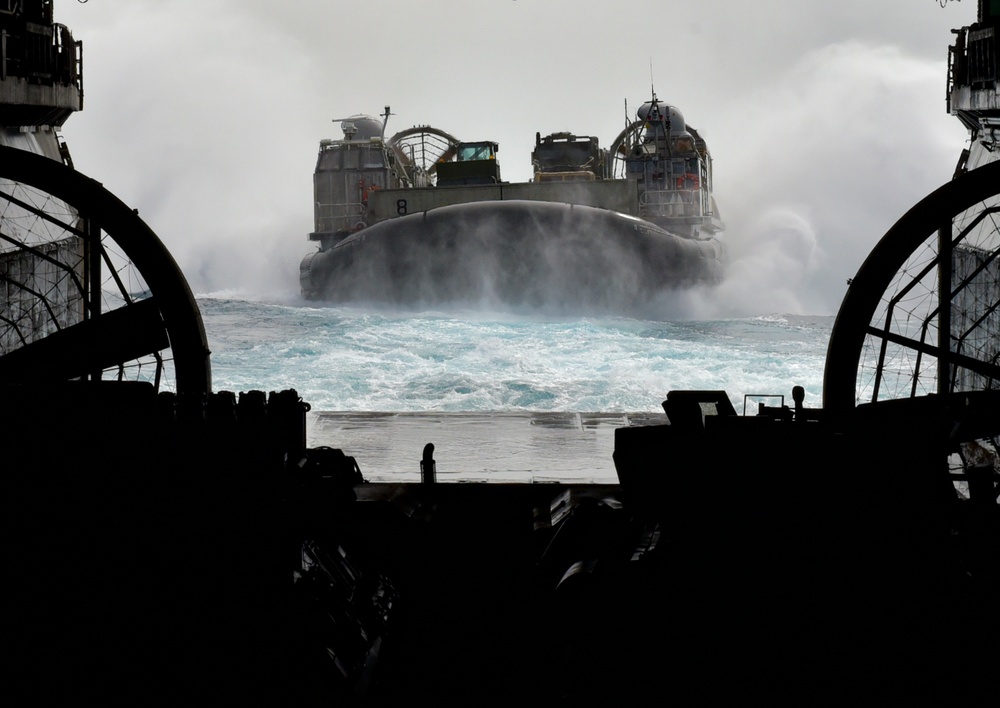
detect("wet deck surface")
(308, 411), (667, 483)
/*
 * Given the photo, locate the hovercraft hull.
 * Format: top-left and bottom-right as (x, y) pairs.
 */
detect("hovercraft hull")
(300, 200), (723, 311)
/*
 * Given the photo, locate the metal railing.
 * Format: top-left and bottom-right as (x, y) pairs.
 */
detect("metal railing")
(949, 24), (999, 107)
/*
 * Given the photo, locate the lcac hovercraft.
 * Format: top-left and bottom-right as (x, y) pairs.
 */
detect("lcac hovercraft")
(299, 97), (724, 313)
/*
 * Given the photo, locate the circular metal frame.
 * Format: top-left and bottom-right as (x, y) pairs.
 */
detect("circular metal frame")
(387, 125), (461, 180)
(608, 119), (644, 179)
(823, 160), (1000, 414)
(0, 146), (211, 395)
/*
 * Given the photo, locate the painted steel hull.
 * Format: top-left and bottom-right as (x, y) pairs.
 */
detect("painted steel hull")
(300, 200), (723, 312)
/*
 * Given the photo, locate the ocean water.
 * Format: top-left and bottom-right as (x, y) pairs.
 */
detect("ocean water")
(201, 295), (833, 414)
(199, 296), (833, 480)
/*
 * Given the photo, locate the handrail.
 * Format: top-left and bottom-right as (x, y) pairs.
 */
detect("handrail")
(0, 17), (83, 106)
(950, 24), (999, 91)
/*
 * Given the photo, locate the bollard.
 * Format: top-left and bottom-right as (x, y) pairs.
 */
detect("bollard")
(420, 443), (436, 484)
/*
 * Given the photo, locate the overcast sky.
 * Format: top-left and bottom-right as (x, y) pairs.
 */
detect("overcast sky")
(55, 0), (976, 315)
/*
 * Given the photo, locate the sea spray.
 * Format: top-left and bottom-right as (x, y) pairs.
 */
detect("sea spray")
(200, 296), (833, 413)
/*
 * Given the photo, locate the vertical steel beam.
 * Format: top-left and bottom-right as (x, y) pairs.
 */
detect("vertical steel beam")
(85, 215), (101, 381)
(938, 223), (952, 395)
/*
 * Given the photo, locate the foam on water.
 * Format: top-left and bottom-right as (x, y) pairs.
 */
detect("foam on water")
(199, 297), (833, 413)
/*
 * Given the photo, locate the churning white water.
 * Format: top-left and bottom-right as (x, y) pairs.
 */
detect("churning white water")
(201, 296), (832, 414)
